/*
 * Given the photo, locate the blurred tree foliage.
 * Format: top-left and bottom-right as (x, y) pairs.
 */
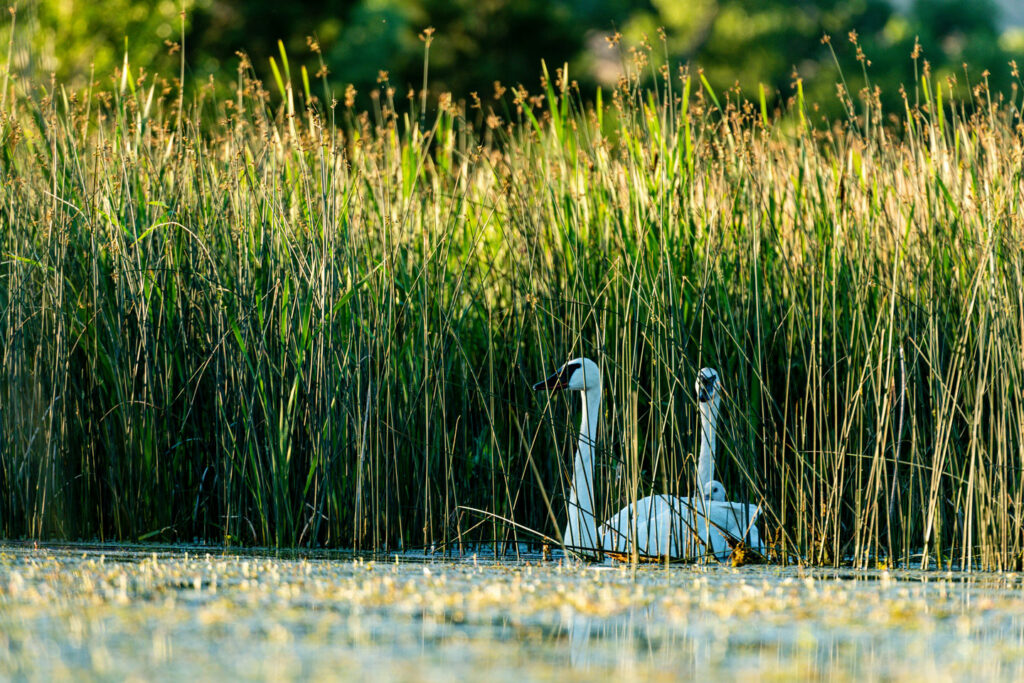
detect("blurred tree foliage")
(6, 0), (1023, 115)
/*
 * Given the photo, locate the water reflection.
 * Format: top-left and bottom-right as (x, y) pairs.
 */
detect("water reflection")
(559, 570), (1024, 679)
(396, 567), (1024, 678)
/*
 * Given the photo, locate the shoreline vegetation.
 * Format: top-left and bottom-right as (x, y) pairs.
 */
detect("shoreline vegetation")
(2, 26), (1024, 570)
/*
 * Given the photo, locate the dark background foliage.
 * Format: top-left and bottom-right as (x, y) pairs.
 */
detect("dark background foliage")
(8, 0), (1024, 114)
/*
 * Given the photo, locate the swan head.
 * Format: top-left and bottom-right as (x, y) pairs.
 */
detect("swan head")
(533, 357), (601, 394)
(703, 480), (726, 502)
(696, 367), (721, 407)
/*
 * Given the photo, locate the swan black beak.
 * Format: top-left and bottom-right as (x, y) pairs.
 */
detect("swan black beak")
(533, 362), (579, 392)
(533, 370), (568, 392)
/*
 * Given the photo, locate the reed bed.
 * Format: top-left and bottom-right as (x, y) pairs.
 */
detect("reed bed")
(2, 31), (1023, 570)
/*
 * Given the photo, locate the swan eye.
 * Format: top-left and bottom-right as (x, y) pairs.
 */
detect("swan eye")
(562, 362), (582, 383)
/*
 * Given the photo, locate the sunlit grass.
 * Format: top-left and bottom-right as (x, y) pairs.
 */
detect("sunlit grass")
(1, 22), (1023, 570)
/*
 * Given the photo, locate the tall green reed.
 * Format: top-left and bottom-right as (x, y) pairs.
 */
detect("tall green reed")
(2, 26), (1023, 569)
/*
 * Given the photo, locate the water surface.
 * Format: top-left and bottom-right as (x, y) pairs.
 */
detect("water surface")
(2, 544), (1023, 680)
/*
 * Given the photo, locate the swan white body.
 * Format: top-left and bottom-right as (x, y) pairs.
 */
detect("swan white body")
(599, 493), (762, 559)
(534, 360), (762, 560)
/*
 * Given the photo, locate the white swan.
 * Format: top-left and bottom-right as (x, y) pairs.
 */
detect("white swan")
(533, 359), (762, 560)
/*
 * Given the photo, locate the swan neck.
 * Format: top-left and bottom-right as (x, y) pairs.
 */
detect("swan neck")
(565, 387), (601, 553)
(697, 400), (719, 493)
(579, 388), (601, 449)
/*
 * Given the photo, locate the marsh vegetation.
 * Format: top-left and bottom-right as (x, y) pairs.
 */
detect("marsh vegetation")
(2, 20), (1024, 570)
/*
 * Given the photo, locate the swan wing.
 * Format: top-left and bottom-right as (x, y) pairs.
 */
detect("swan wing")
(706, 501), (764, 554)
(599, 495), (663, 555)
(599, 495), (725, 559)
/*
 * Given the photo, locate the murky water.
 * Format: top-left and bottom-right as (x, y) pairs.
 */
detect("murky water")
(2, 544), (1024, 680)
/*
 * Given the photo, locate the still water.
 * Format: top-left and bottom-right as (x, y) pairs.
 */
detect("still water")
(2, 544), (1024, 680)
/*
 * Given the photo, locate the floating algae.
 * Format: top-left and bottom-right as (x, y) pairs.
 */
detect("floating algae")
(2, 544), (1024, 680)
